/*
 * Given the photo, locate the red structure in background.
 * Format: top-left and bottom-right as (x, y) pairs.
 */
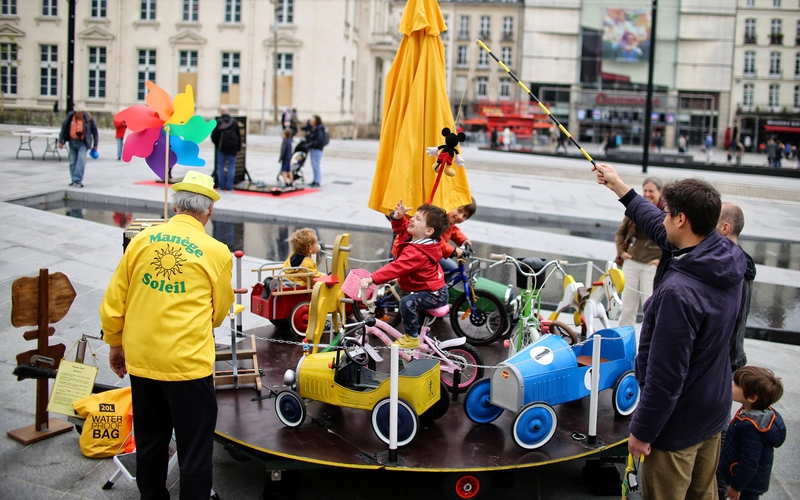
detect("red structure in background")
(462, 101), (552, 141)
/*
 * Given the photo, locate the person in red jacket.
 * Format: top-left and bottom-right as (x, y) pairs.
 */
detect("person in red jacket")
(439, 197), (477, 277)
(362, 200), (450, 348)
(113, 115), (127, 161)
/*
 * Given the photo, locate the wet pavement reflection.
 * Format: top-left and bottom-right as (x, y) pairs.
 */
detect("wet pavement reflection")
(45, 202), (800, 338)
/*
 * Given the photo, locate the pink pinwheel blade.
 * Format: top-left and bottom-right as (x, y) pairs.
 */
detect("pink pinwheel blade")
(145, 133), (178, 180)
(115, 105), (164, 133)
(122, 127), (161, 162)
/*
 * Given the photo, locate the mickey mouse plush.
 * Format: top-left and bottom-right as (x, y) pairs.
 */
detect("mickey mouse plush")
(426, 127), (466, 177)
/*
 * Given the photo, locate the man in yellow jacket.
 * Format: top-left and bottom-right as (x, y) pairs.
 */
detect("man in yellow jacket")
(100, 171), (234, 499)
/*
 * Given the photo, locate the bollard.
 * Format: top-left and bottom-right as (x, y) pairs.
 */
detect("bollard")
(389, 344), (399, 463)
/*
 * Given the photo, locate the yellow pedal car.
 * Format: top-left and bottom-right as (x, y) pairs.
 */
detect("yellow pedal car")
(278, 327), (448, 446)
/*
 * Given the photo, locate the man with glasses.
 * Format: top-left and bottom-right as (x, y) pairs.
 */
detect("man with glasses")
(593, 163), (746, 500)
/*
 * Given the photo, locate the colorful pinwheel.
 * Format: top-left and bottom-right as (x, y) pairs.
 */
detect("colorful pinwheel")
(114, 81), (216, 180)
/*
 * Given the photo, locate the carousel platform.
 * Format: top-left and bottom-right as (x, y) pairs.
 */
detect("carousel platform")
(213, 326), (632, 473)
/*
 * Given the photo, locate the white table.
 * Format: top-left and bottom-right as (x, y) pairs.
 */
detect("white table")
(11, 128), (62, 161)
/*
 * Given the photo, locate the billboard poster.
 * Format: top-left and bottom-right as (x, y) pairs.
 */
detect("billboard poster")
(602, 8), (652, 63)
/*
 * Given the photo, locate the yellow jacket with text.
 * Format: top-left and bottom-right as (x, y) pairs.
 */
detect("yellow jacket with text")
(100, 214), (234, 381)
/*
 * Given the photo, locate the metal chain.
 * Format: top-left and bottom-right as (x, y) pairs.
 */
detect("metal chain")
(319, 249), (393, 264)
(239, 328), (636, 372)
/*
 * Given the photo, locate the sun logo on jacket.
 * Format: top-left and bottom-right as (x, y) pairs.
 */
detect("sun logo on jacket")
(151, 245), (186, 280)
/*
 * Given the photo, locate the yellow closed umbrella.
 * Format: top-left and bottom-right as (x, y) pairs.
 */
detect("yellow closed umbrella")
(368, 0), (471, 216)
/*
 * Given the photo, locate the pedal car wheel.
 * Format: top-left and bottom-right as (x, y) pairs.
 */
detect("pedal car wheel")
(342, 337), (369, 366)
(290, 301), (311, 338)
(441, 343), (484, 391)
(612, 371), (640, 417)
(449, 290), (508, 346)
(464, 378), (503, 424)
(371, 398), (418, 446)
(275, 390), (306, 428)
(512, 402), (557, 449)
(547, 321), (578, 345)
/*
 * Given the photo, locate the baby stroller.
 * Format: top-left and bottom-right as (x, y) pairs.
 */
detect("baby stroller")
(277, 136), (309, 187)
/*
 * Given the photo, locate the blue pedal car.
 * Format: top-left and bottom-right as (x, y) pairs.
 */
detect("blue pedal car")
(464, 327), (639, 449)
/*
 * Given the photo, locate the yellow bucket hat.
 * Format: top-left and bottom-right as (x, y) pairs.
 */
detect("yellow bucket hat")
(172, 171), (220, 202)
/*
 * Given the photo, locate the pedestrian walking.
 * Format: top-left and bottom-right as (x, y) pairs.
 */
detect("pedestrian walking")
(210, 106), (241, 192)
(704, 133), (714, 164)
(114, 114), (127, 161)
(58, 102), (99, 188)
(307, 115), (327, 187)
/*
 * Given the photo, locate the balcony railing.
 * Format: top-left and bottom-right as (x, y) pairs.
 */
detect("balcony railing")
(769, 70), (783, 78)
(744, 34), (757, 44)
(502, 31), (513, 41)
(743, 70), (757, 78)
(457, 31), (470, 40)
(796, 36), (800, 46)
(479, 30), (491, 39)
(770, 33), (783, 45)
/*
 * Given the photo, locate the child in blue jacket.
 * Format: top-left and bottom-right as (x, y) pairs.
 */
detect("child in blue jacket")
(279, 128), (294, 187)
(717, 366), (786, 500)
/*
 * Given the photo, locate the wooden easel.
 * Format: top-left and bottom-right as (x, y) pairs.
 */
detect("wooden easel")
(8, 269), (75, 444)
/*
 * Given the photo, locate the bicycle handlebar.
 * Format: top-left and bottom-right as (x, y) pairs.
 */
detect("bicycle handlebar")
(488, 253), (569, 278)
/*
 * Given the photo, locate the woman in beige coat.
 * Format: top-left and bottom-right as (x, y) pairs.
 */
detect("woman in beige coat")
(615, 177), (664, 326)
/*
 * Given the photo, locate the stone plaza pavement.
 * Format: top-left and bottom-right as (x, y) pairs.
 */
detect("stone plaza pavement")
(0, 124), (798, 499)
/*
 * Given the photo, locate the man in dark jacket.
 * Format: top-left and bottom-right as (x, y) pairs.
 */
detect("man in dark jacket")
(593, 163), (746, 500)
(58, 102), (99, 188)
(717, 202), (756, 372)
(210, 106), (241, 192)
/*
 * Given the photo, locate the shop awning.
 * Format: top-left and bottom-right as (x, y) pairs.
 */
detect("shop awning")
(462, 117), (488, 125)
(533, 121), (553, 129)
(764, 125), (800, 133)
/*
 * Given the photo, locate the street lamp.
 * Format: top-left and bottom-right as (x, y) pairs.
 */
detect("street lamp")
(272, 0), (279, 124)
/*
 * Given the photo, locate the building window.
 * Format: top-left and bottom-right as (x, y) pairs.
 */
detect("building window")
(350, 60), (355, 113)
(220, 52), (240, 93)
(340, 58), (345, 112)
(182, 0), (198, 22)
(478, 50), (488, 68)
(42, 0), (56, 16)
(743, 83), (754, 108)
(457, 45), (468, 67)
(745, 19), (756, 44)
(91, 0), (106, 18)
(502, 16), (513, 40)
(277, 0), (293, 24)
(774, 0), (781, 7)
(797, 20), (800, 45)
(1, 0), (16, 15)
(480, 16), (490, 38)
(87, 46), (106, 99)
(772, 19), (782, 34)
(458, 15), (469, 39)
(770, 51), (782, 75)
(769, 84), (780, 107)
(796, 53), (800, 76)
(795, 85), (800, 107)
(744, 51), (756, 76)
(476, 77), (488, 99)
(0, 43), (17, 95)
(501, 47), (512, 66)
(137, 49), (156, 101)
(179, 50), (198, 72)
(276, 53), (293, 74)
(746, 0), (754, 5)
(442, 14), (449, 39)
(140, 0), (156, 21)
(499, 77), (511, 99)
(40, 44), (57, 96)
(224, 0), (240, 23)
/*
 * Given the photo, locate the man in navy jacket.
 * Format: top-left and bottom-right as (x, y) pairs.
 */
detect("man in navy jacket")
(594, 163), (746, 499)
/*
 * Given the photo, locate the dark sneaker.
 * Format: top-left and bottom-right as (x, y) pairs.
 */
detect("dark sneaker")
(76, 183), (84, 188)
(309, 182), (320, 188)
(393, 335), (420, 349)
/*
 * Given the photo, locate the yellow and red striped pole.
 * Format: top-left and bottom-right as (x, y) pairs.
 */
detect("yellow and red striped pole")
(476, 39), (596, 167)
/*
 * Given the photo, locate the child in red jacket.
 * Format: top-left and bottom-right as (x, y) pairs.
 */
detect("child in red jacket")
(362, 200), (449, 348)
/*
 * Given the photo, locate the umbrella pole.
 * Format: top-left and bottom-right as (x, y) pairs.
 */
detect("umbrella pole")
(163, 125), (170, 221)
(427, 165), (446, 205)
